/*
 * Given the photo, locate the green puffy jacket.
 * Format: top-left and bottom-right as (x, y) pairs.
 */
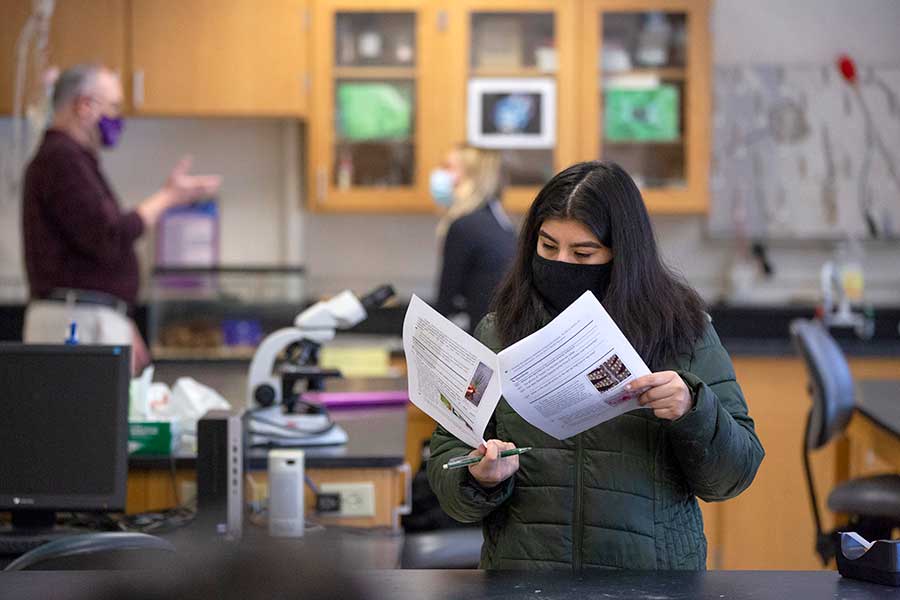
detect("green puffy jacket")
(427, 314), (765, 570)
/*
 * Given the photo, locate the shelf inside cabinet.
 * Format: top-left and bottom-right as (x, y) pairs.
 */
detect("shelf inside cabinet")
(603, 67), (686, 81)
(335, 136), (413, 143)
(470, 67), (556, 78)
(151, 346), (257, 361)
(604, 138), (683, 145)
(333, 66), (417, 80)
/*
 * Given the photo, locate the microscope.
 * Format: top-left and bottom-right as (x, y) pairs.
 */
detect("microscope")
(245, 285), (395, 444)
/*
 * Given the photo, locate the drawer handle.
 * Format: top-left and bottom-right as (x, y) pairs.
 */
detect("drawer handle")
(132, 70), (144, 109)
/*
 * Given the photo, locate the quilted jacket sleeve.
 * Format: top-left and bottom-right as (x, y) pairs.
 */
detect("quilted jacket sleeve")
(425, 315), (515, 523)
(427, 419), (515, 523)
(666, 323), (765, 502)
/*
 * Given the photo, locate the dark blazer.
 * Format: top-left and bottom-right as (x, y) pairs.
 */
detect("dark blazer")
(435, 202), (516, 330)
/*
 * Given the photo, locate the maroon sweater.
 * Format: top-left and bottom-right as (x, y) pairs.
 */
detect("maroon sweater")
(22, 129), (145, 307)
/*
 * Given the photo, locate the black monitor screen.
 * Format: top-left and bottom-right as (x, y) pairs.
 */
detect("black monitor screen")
(0, 344), (129, 511)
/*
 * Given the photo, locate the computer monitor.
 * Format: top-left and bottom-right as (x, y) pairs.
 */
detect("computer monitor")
(0, 343), (130, 536)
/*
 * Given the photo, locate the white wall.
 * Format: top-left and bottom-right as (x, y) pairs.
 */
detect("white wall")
(0, 118), (290, 301)
(653, 0), (900, 305)
(104, 118), (287, 267)
(302, 212), (440, 298)
(1, 0), (898, 305)
(0, 118), (24, 300)
(712, 0), (900, 65)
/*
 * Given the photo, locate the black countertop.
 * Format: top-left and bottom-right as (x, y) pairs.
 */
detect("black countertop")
(366, 569), (900, 599)
(707, 304), (900, 356)
(361, 569), (900, 599)
(129, 404), (407, 470)
(2, 518), (897, 598)
(857, 379), (900, 438)
(333, 303), (900, 356)
(2, 569), (898, 599)
(3, 302), (899, 356)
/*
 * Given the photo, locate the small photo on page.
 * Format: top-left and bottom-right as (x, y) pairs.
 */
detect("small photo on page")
(440, 393), (475, 431)
(465, 362), (495, 407)
(586, 354), (632, 393)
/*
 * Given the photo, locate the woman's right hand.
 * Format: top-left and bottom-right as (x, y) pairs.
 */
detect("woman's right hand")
(468, 439), (520, 487)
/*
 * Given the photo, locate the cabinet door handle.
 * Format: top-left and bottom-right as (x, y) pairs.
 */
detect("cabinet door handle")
(132, 70), (144, 109)
(300, 8), (310, 32)
(317, 166), (327, 203)
(392, 463), (413, 532)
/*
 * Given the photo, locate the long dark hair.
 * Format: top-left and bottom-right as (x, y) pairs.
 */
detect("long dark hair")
(491, 161), (707, 370)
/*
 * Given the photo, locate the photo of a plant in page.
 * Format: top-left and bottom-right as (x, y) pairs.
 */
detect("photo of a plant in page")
(438, 393), (475, 432)
(403, 296), (502, 448)
(465, 362), (494, 407)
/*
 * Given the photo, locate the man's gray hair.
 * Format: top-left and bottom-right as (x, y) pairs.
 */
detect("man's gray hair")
(52, 64), (102, 111)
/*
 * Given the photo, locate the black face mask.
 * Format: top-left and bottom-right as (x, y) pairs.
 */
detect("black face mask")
(531, 254), (613, 314)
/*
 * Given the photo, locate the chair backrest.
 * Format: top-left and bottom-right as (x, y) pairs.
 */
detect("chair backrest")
(790, 319), (855, 450)
(3, 532), (176, 571)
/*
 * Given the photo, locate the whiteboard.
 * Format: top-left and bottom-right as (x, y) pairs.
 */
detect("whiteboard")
(709, 64), (900, 240)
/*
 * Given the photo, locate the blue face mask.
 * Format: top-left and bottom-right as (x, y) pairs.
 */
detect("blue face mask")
(429, 169), (455, 207)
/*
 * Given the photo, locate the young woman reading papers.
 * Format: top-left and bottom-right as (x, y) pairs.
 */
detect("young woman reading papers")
(427, 161), (764, 570)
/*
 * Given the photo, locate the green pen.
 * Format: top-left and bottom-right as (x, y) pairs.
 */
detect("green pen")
(442, 447), (532, 470)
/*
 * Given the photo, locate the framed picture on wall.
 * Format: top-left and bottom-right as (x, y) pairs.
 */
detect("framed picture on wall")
(467, 78), (556, 149)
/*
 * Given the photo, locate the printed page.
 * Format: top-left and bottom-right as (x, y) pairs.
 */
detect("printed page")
(498, 291), (650, 440)
(403, 295), (502, 448)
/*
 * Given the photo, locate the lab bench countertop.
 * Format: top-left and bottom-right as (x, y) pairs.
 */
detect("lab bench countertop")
(363, 569), (900, 599)
(3, 302), (900, 357)
(857, 379), (900, 438)
(3, 569), (899, 599)
(129, 404), (408, 470)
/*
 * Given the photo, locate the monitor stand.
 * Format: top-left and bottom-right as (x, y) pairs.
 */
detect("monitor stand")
(0, 511), (90, 556)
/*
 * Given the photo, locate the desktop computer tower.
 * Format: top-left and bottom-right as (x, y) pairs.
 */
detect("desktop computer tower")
(196, 409), (244, 540)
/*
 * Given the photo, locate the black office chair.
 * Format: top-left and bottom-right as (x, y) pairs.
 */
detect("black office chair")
(3, 531), (176, 571)
(399, 441), (483, 569)
(790, 319), (900, 565)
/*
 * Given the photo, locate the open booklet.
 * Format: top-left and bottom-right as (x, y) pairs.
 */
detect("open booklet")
(402, 291), (651, 448)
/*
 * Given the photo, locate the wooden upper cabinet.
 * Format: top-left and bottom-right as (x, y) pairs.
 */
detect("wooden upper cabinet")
(129, 0), (308, 116)
(0, 0), (127, 114)
(579, 0), (711, 213)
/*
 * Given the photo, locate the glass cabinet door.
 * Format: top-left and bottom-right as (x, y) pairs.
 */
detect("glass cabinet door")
(334, 12), (416, 188)
(448, 2), (578, 212)
(311, 3), (433, 211)
(470, 12), (556, 188)
(582, 1), (710, 213)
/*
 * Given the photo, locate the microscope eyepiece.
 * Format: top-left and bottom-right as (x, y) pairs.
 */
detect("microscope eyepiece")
(361, 285), (395, 311)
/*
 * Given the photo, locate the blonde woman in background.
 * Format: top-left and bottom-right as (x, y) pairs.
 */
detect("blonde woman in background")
(431, 145), (517, 331)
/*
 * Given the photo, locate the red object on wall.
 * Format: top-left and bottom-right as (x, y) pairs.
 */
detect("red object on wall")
(837, 54), (857, 85)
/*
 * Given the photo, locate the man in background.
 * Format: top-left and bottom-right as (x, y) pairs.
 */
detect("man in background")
(21, 64), (220, 372)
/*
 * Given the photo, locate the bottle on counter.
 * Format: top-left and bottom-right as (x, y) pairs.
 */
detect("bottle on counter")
(337, 151), (354, 189)
(635, 12), (672, 67)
